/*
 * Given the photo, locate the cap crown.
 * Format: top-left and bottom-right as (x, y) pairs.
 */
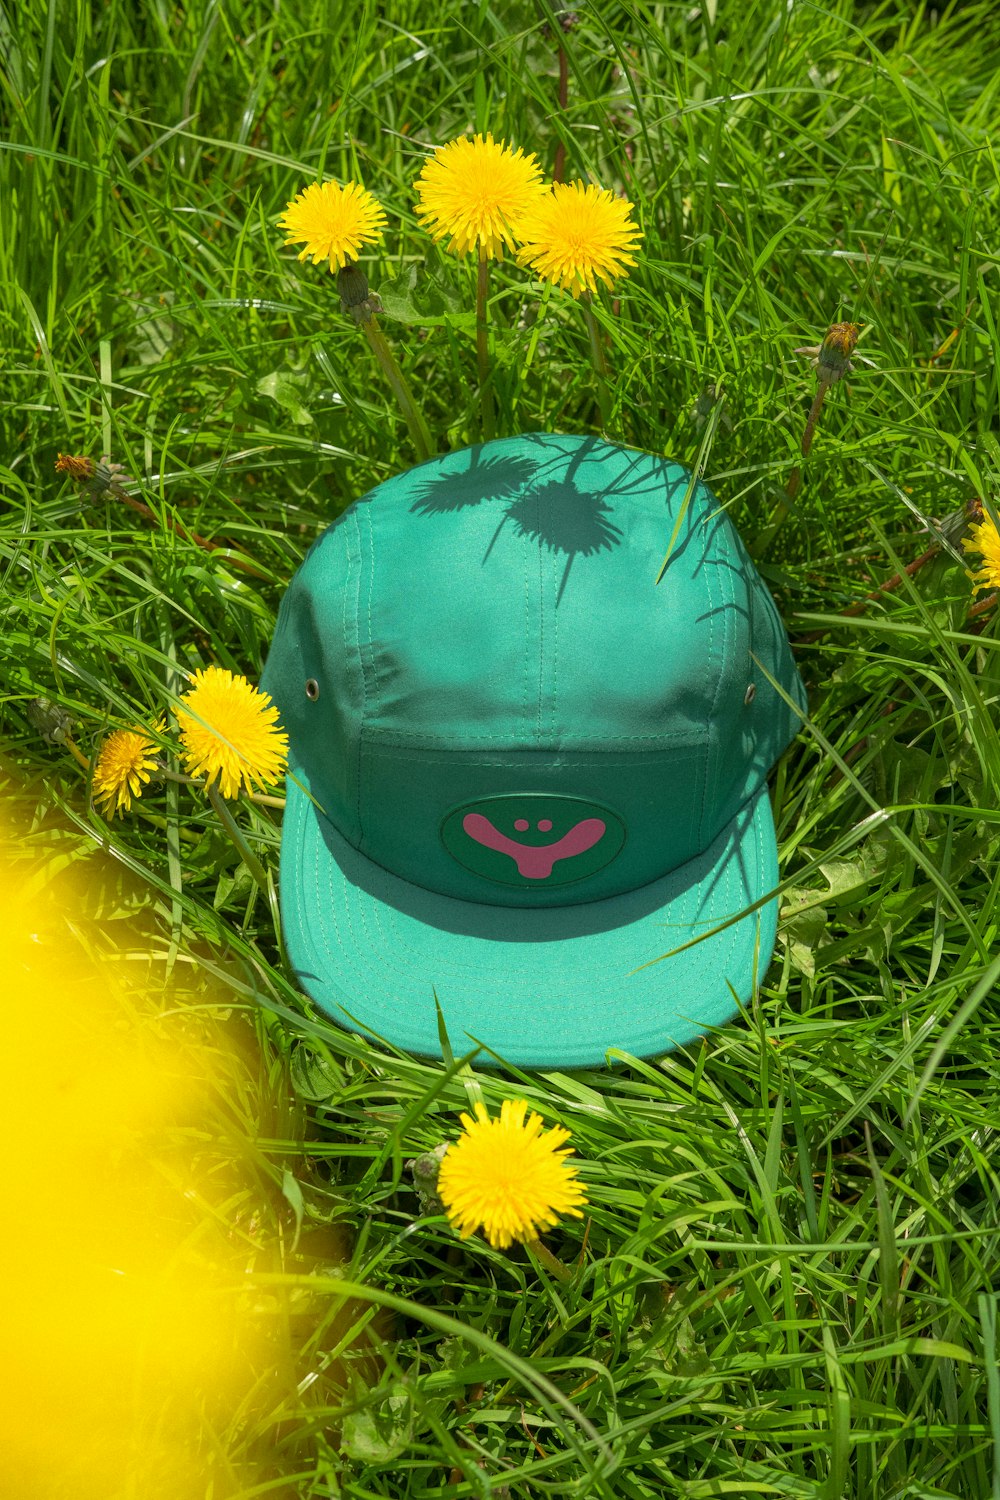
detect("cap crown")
(261, 434), (805, 907)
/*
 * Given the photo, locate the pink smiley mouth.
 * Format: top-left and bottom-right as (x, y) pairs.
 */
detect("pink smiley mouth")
(462, 813), (606, 879)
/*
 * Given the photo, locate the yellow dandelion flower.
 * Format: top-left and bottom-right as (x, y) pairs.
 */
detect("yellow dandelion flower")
(518, 180), (643, 297)
(176, 666), (288, 800)
(278, 180), (387, 274)
(92, 726), (160, 819)
(437, 1098), (587, 1250)
(413, 132), (547, 260)
(963, 512), (1000, 594)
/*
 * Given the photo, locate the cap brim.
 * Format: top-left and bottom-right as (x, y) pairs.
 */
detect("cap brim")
(277, 779), (779, 1070)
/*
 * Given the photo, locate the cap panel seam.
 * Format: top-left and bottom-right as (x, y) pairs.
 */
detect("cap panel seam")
(364, 501), (382, 714)
(703, 500), (737, 846)
(550, 532), (559, 740)
(352, 738), (710, 762)
(351, 506), (370, 838)
(536, 488), (545, 738)
(699, 501), (718, 850)
(351, 730), (710, 748)
(523, 503), (532, 734)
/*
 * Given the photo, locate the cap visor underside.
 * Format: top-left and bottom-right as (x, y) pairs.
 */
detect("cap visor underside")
(277, 782), (779, 1070)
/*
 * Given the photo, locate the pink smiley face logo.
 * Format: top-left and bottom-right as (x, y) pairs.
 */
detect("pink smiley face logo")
(440, 795), (626, 888)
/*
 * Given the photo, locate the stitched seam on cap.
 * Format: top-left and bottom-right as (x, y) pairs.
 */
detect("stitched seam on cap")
(340, 524), (356, 834)
(550, 534), (559, 739)
(704, 497), (735, 847)
(536, 486), (544, 738)
(358, 737), (710, 757)
(364, 501), (382, 714)
(522, 505), (531, 734)
(698, 496), (716, 850)
(352, 507), (370, 835)
(352, 728), (711, 746)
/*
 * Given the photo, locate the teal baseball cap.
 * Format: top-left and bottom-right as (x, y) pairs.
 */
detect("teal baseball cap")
(261, 432), (806, 1068)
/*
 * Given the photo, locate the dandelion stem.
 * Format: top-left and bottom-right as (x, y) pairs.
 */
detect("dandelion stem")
(554, 43), (569, 183)
(798, 378), (831, 467)
(525, 1236), (574, 1283)
(841, 542), (939, 616)
(581, 292), (613, 428)
(476, 251), (496, 442)
(361, 316), (434, 464)
(57, 459), (269, 576)
(968, 589), (999, 620)
(799, 541), (943, 643)
(752, 377), (832, 559)
(206, 782), (271, 894)
(247, 791), (286, 810)
(64, 735), (91, 772)
(157, 763), (285, 809)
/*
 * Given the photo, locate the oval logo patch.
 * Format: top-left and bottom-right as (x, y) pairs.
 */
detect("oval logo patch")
(441, 794), (626, 888)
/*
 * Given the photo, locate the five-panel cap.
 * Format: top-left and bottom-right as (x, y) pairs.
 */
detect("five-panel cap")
(261, 432), (806, 1068)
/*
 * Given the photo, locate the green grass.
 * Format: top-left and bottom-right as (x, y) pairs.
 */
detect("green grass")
(3, 0), (1000, 1494)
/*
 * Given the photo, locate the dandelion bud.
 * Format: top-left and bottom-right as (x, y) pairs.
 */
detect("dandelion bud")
(817, 321), (863, 385)
(542, 7), (579, 37)
(56, 453), (130, 501)
(337, 261), (382, 325)
(55, 453), (97, 482)
(26, 696), (75, 746)
(693, 383), (733, 435)
(407, 1143), (448, 1216)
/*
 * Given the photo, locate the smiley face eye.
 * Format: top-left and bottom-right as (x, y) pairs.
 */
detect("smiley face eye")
(305, 678), (320, 700)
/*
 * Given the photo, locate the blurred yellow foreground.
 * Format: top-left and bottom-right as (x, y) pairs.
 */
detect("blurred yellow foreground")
(0, 778), (284, 1499)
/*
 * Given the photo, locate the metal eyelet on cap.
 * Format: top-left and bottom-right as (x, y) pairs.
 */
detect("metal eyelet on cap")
(305, 678), (320, 700)
(744, 683), (756, 705)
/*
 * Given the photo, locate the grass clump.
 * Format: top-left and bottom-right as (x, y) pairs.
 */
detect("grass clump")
(2, 0), (1000, 1496)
